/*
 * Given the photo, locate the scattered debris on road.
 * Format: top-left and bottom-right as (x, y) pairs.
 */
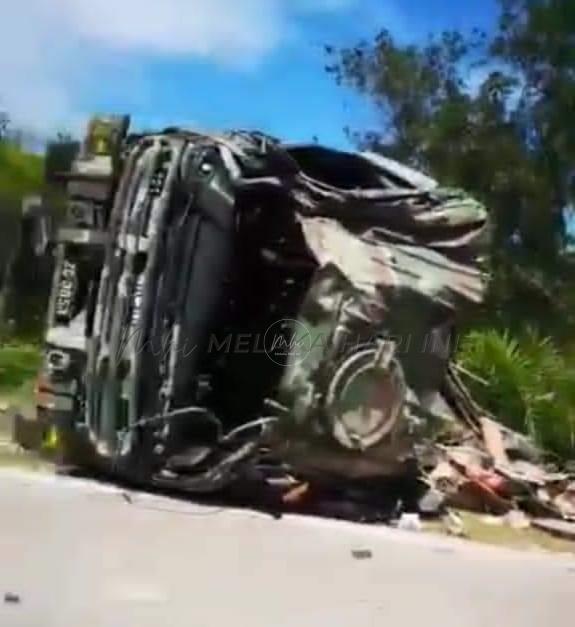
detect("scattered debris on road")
(416, 408), (575, 541)
(504, 510), (531, 530)
(397, 513), (423, 533)
(531, 519), (575, 542)
(443, 510), (467, 538)
(351, 549), (373, 560)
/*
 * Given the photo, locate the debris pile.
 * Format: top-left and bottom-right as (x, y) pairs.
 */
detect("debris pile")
(417, 409), (575, 536)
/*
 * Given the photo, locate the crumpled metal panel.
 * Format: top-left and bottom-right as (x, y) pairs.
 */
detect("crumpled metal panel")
(253, 142), (490, 479)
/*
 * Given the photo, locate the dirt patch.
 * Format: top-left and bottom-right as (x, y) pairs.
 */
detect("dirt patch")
(425, 510), (575, 555)
(0, 441), (52, 472)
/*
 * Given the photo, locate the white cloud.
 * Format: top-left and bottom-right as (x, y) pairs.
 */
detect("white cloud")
(0, 0), (357, 138)
(56, 0), (284, 61)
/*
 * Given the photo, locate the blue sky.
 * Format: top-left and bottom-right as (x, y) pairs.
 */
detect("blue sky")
(2, 1), (500, 147)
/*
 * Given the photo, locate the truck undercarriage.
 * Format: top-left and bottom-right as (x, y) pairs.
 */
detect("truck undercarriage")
(34, 116), (488, 497)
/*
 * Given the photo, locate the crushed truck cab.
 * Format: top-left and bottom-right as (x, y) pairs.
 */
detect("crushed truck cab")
(34, 115), (489, 493)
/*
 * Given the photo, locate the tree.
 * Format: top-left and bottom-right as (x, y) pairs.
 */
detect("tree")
(326, 0), (575, 338)
(494, 0), (575, 249)
(327, 0), (575, 267)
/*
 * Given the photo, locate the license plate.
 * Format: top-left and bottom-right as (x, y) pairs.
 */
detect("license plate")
(55, 259), (78, 322)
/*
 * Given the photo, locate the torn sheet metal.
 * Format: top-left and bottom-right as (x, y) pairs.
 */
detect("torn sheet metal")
(264, 145), (489, 479)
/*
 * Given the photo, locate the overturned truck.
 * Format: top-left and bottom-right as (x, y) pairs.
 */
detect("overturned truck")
(34, 115), (489, 495)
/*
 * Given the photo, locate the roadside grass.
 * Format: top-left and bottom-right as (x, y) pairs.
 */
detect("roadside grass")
(0, 141), (43, 204)
(0, 342), (41, 416)
(0, 447), (52, 471)
(0, 343), (41, 388)
(425, 511), (575, 555)
(0, 341), (47, 471)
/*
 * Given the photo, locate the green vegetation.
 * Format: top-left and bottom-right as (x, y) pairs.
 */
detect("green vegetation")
(0, 343), (41, 393)
(0, 120), (53, 343)
(0, 141), (43, 206)
(0, 122), (43, 411)
(0, 342), (40, 418)
(459, 329), (575, 458)
(327, 0), (575, 267)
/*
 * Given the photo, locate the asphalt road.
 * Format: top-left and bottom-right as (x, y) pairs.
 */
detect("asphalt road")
(0, 469), (573, 627)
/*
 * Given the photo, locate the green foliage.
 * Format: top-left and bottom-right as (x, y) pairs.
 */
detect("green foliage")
(327, 0), (575, 265)
(459, 329), (575, 458)
(0, 343), (41, 393)
(0, 142), (43, 206)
